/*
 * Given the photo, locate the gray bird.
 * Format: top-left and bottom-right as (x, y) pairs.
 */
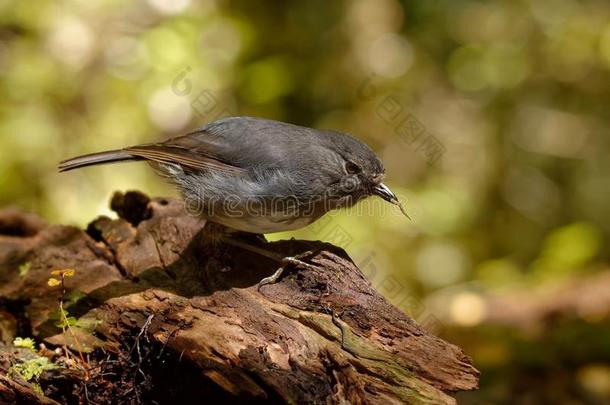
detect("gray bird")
(59, 116), (408, 284)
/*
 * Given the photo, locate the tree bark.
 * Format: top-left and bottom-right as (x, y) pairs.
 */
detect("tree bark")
(0, 191), (479, 404)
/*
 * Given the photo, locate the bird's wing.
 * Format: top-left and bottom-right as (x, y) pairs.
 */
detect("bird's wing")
(125, 135), (246, 176)
(130, 116), (318, 176)
(59, 117), (288, 175)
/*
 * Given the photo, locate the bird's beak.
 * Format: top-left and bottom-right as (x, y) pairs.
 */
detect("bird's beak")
(373, 183), (399, 204)
(373, 183), (411, 219)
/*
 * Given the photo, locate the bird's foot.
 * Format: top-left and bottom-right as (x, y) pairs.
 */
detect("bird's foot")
(218, 234), (320, 289)
(258, 250), (317, 289)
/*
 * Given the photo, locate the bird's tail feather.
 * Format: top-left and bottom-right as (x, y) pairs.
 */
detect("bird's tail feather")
(58, 150), (142, 172)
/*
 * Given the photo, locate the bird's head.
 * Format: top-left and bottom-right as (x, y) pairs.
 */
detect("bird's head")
(322, 131), (408, 217)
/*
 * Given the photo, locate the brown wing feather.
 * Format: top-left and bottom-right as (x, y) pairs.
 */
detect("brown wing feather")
(59, 128), (245, 175)
(158, 130), (227, 160)
(125, 144), (245, 176)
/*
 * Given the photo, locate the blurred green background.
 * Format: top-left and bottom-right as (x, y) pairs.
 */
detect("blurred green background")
(1, 0), (610, 403)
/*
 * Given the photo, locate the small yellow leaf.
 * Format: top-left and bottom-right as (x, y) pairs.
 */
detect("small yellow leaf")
(62, 269), (75, 278)
(51, 269), (76, 278)
(47, 278), (61, 287)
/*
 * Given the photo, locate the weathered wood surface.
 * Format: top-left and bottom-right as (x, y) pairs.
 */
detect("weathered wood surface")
(0, 191), (479, 404)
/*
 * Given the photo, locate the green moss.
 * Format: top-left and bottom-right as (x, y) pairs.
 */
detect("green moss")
(18, 262), (31, 277)
(8, 356), (57, 383)
(13, 337), (36, 351)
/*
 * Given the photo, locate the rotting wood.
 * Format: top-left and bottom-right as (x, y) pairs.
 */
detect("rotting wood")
(0, 191), (479, 404)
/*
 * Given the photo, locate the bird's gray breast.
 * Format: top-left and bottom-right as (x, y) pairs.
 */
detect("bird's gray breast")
(165, 164), (328, 233)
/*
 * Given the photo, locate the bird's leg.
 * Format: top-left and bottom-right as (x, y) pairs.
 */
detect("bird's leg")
(201, 222), (230, 248)
(263, 236), (306, 286)
(218, 235), (318, 287)
(258, 251), (318, 287)
(199, 222), (243, 274)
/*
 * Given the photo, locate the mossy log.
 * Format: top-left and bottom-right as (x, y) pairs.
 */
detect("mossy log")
(0, 191), (479, 404)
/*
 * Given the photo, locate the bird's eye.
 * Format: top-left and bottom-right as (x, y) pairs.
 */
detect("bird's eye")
(345, 160), (361, 175)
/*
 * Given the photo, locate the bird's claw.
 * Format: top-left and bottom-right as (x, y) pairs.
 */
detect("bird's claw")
(258, 250), (317, 290)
